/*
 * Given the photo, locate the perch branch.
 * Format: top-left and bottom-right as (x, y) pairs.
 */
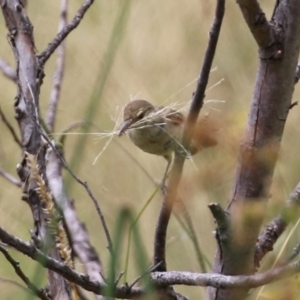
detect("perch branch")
(151, 261), (300, 288)
(153, 0), (225, 272)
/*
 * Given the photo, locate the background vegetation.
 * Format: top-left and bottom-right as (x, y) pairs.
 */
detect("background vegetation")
(0, 1), (299, 299)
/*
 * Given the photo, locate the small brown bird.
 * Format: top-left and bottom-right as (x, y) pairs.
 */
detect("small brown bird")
(118, 99), (217, 187)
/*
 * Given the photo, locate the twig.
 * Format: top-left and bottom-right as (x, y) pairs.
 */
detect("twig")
(129, 262), (162, 289)
(0, 277), (29, 293)
(114, 272), (124, 286)
(0, 244), (50, 300)
(45, 146), (105, 300)
(46, 0), (68, 131)
(153, 0), (225, 272)
(151, 261), (300, 288)
(255, 181), (300, 264)
(99, 272), (108, 284)
(40, 130), (113, 255)
(0, 106), (22, 147)
(289, 101), (298, 110)
(0, 56), (16, 81)
(76, 287), (90, 300)
(208, 203), (230, 234)
(38, 0), (95, 67)
(0, 168), (22, 187)
(236, 0), (275, 50)
(286, 240), (300, 263)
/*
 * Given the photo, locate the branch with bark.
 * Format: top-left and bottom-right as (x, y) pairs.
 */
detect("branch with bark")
(2, 224), (300, 298)
(153, 0), (225, 272)
(208, 1), (300, 300)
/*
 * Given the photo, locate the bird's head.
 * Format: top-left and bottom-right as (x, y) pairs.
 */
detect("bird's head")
(118, 100), (154, 136)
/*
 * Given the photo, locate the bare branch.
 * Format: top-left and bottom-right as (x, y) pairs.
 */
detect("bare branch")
(114, 272), (124, 286)
(2, 225), (300, 297)
(0, 106), (22, 147)
(255, 181), (300, 264)
(0, 277), (29, 293)
(0, 56), (16, 81)
(38, 0), (95, 67)
(41, 134), (113, 254)
(0, 225), (142, 298)
(45, 145), (105, 300)
(1, 2), (73, 298)
(0, 168), (21, 187)
(129, 262), (161, 289)
(208, 203), (230, 234)
(46, 0), (68, 131)
(286, 240), (300, 263)
(151, 261), (300, 289)
(0, 244), (50, 300)
(209, 0), (300, 298)
(236, 0), (277, 50)
(153, 0), (225, 272)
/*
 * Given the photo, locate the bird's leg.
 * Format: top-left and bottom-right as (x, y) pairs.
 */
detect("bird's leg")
(161, 154), (172, 194)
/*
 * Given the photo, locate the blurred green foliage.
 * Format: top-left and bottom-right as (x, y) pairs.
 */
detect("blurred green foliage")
(0, 1), (300, 299)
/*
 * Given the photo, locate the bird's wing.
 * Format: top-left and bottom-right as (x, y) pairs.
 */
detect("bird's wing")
(156, 106), (185, 126)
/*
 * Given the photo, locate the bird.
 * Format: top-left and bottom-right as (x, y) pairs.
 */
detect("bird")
(118, 99), (217, 188)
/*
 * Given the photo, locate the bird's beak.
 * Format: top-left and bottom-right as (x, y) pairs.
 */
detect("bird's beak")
(118, 119), (133, 136)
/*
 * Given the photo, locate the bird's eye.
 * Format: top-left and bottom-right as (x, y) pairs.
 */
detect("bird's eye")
(136, 111), (144, 120)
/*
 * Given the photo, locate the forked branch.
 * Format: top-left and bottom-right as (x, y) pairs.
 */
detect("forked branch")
(153, 0), (225, 274)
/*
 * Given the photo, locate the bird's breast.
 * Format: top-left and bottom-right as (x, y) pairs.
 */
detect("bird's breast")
(128, 123), (181, 156)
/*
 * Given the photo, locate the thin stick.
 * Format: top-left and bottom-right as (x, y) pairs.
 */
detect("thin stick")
(153, 0), (225, 272)
(0, 106), (22, 147)
(39, 128), (114, 255)
(286, 240), (300, 263)
(38, 0), (95, 67)
(46, 0), (68, 131)
(0, 244), (50, 300)
(0, 168), (22, 187)
(129, 262), (162, 289)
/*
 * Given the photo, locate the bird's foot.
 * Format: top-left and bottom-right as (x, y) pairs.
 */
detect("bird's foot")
(154, 178), (168, 195)
(176, 147), (192, 159)
(160, 182), (168, 196)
